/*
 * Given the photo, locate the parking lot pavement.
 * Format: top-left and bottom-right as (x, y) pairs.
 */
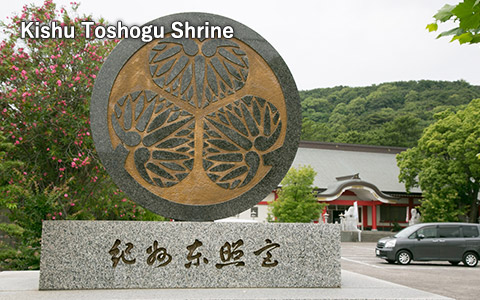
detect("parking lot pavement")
(341, 242), (480, 300)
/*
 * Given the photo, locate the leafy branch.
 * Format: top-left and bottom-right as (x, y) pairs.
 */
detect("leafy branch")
(427, 0), (480, 44)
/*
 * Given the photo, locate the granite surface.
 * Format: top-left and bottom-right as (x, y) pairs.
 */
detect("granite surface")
(90, 13), (301, 221)
(39, 221), (340, 290)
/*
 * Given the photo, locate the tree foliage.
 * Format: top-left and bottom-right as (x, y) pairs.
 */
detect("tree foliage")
(397, 99), (480, 222)
(427, 0), (480, 44)
(0, 0), (163, 270)
(300, 80), (480, 147)
(268, 165), (325, 223)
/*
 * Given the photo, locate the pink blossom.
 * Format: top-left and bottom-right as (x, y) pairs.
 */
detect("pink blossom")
(57, 80), (62, 86)
(64, 193), (68, 198)
(70, 203), (75, 206)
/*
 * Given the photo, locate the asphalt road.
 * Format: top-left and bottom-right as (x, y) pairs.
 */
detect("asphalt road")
(341, 242), (480, 300)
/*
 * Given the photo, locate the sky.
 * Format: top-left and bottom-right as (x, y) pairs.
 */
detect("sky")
(2, 0), (479, 90)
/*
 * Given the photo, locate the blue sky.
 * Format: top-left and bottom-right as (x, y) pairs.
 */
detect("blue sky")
(2, 0), (479, 90)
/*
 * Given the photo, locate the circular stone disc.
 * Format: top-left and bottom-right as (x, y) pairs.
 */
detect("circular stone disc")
(91, 13), (300, 220)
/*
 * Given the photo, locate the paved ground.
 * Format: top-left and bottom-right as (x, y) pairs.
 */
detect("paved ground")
(0, 269), (451, 300)
(341, 242), (480, 300)
(2, 242), (473, 299)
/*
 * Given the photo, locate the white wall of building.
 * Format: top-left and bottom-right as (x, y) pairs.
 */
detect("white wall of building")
(216, 192), (275, 223)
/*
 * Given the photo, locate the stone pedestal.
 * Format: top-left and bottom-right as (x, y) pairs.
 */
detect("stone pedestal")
(39, 221), (340, 289)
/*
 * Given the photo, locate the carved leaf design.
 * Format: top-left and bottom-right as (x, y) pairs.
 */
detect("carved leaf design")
(112, 90), (195, 187)
(202, 96), (282, 189)
(148, 38), (249, 109)
(111, 39), (284, 194)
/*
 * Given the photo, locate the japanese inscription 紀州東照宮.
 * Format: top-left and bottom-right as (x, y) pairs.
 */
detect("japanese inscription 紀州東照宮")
(108, 238), (281, 269)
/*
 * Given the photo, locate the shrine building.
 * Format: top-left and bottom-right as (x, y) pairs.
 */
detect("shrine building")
(220, 141), (423, 231)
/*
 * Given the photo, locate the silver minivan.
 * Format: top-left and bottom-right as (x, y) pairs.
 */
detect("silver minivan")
(375, 223), (480, 267)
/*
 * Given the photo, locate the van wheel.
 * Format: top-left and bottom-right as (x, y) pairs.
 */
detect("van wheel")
(462, 252), (478, 267)
(396, 250), (412, 265)
(449, 261), (460, 266)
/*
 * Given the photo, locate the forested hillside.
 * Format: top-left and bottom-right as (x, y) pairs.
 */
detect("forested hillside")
(300, 80), (480, 147)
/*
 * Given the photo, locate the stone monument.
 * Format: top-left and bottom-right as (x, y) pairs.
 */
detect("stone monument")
(39, 12), (341, 290)
(89, 12), (301, 221)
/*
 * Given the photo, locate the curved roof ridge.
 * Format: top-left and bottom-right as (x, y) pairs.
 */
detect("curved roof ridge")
(318, 179), (399, 203)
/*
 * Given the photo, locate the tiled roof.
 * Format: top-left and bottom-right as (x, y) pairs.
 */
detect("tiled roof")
(290, 141), (421, 193)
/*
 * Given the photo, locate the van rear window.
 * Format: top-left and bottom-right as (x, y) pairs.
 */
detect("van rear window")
(463, 226), (479, 238)
(438, 226), (461, 238)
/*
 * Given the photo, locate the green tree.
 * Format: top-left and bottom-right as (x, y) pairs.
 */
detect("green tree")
(0, 1), (163, 270)
(299, 80), (480, 147)
(397, 99), (480, 222)
(268, 165), (325, 222)
(0, 134), (23, 210)
(301, 119), (333, 142)
(0, 134), (38, 270)
(427, 0), (480, 44)
(380, 114), (423, 147)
